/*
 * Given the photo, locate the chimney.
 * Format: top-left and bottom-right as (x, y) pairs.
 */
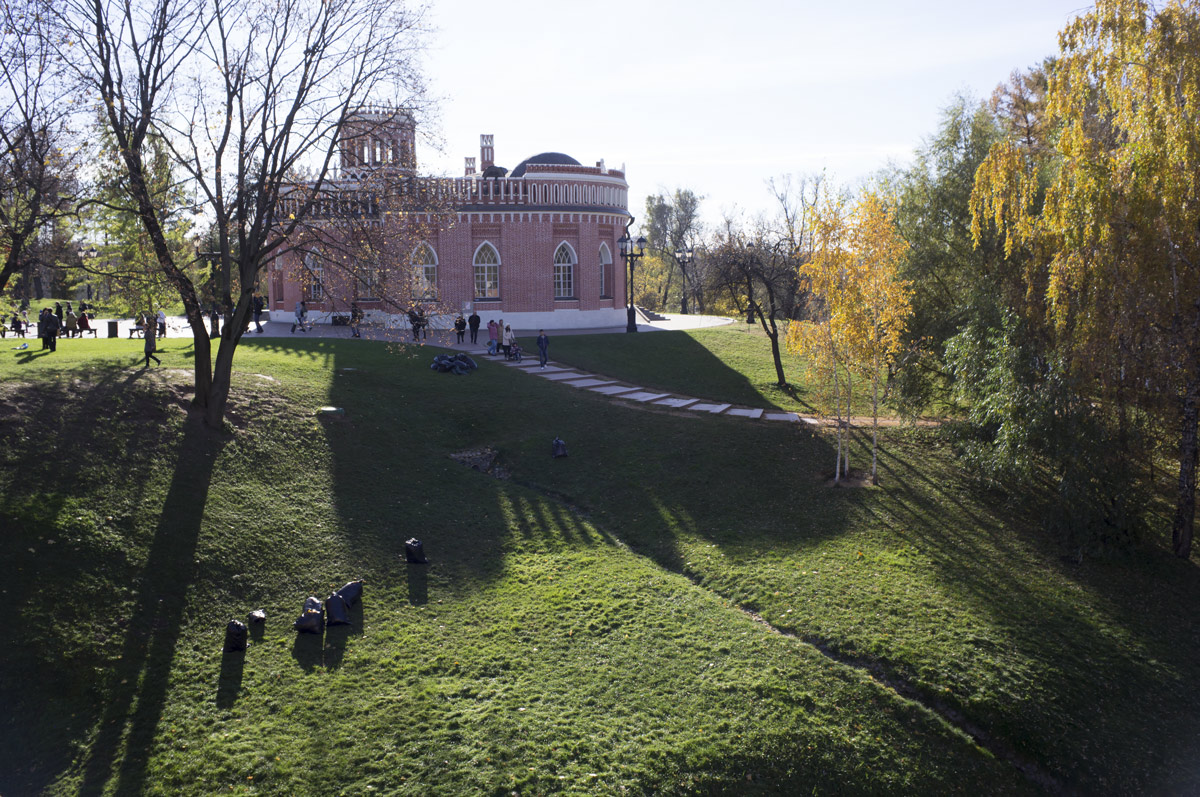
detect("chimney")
(465, 156), (476, 176)
(480, 134), (494, 171)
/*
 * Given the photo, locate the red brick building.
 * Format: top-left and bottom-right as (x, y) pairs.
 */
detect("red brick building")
(269, 108), (631, 330)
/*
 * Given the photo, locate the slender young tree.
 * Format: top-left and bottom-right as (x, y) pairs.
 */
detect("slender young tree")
(843, 191), (911, 484)
(789, 187), (854, 482)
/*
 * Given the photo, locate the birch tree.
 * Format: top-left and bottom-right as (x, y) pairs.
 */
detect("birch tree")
(844, 191), (911, 484)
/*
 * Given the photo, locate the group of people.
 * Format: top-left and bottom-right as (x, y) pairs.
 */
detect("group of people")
(130, 309), (168, 339)
(3, 302), (100, 350)
(480, 318), (550, 367)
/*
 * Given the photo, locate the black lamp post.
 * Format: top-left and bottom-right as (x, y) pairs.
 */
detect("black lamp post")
(676, 245), (695, 314)
(744, 242), (758, 324)
(618, 225), (647, 333)
(77, 245), (97, 300)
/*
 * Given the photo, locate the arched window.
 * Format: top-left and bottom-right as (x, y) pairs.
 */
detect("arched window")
(473, 242), (500, 299)
(554, 243), (576, 299)
(303, 251), (325, 301)
(598, 242), (612, 297)
(411, 243), (438, 300)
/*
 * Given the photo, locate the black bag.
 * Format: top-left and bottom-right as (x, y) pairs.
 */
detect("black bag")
(405, 537), (429, 564)
(293, 596), (324, 633)
(335, 580), (364, 607)
(224, 619), (249, 652)
(552, 437), (568, 458)
(325, 593), (351, 626)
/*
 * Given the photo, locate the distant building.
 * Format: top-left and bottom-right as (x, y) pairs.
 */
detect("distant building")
(269, 108), (631, 330)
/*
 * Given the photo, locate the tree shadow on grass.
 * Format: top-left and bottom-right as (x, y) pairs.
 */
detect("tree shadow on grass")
(0, 368), (193, 795)
(75, 419), (223, 797)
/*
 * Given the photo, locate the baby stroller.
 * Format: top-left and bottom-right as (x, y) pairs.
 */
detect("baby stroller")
(507, 342), (524, 362)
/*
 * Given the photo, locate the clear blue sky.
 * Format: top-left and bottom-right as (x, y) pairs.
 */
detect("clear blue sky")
(417, 0), (1090, 230)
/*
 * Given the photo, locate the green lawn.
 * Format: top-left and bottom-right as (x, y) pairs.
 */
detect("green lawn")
(1, 335), (1197, 795)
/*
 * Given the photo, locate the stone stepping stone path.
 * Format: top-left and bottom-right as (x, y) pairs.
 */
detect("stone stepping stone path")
(474, 349), (825, 425)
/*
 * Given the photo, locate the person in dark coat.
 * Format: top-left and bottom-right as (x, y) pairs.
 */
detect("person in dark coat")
(252, 293), (265, 333)
(43, 309), (60, 351)
(536, 329), (550, 368)
(408, 307), (420, 341)
(467, 310), (481, 344)
(454, 314), (466, 344)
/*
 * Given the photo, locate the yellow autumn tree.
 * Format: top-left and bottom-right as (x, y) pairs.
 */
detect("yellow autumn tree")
(790, 188), (912, 485)
(789, 188), (853, 481)
(845, 191), (912, 484)
(970, 0), (1200, 557)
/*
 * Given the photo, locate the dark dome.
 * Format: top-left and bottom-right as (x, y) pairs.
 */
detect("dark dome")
(510, 152), (581, 178)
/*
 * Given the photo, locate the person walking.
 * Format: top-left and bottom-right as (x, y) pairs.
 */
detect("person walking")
(252, 293), (265, 333)
(468, 310), (480, 344)
(350, 302), (363, 338)
(156, 308), (167, 338)
(502, 324), (515, 359)
(454, 314), (467, 344)
(486, 319), (498, 354)
(408, 307), (421, 341)
(143, 312), (161, 366)
(292, 300), (308, 333)
(536, 329), (550, 368)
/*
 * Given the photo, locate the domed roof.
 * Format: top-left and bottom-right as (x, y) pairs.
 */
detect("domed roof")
(510, 152), (581, 178)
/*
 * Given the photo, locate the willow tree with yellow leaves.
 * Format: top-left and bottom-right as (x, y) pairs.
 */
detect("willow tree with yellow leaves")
(789, 188), (911, 485)
(971, 0), (1200, 557)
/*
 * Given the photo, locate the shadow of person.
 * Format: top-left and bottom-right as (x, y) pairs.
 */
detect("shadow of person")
(216, 651), (245, 708)
(406, 565), (428, 606)
(14, 349), (50, 364)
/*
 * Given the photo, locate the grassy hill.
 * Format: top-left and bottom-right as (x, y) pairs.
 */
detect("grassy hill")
(1, 332), (1198, 795)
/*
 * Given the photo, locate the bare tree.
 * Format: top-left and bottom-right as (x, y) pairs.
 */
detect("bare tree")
(0, 0), (81, 298)
(57, 0), (430, 427)
(709, 219), (800, 387)
(708, 178), (819, 387)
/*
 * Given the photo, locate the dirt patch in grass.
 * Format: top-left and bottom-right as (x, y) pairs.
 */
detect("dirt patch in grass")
(450, 446), (509, 479)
